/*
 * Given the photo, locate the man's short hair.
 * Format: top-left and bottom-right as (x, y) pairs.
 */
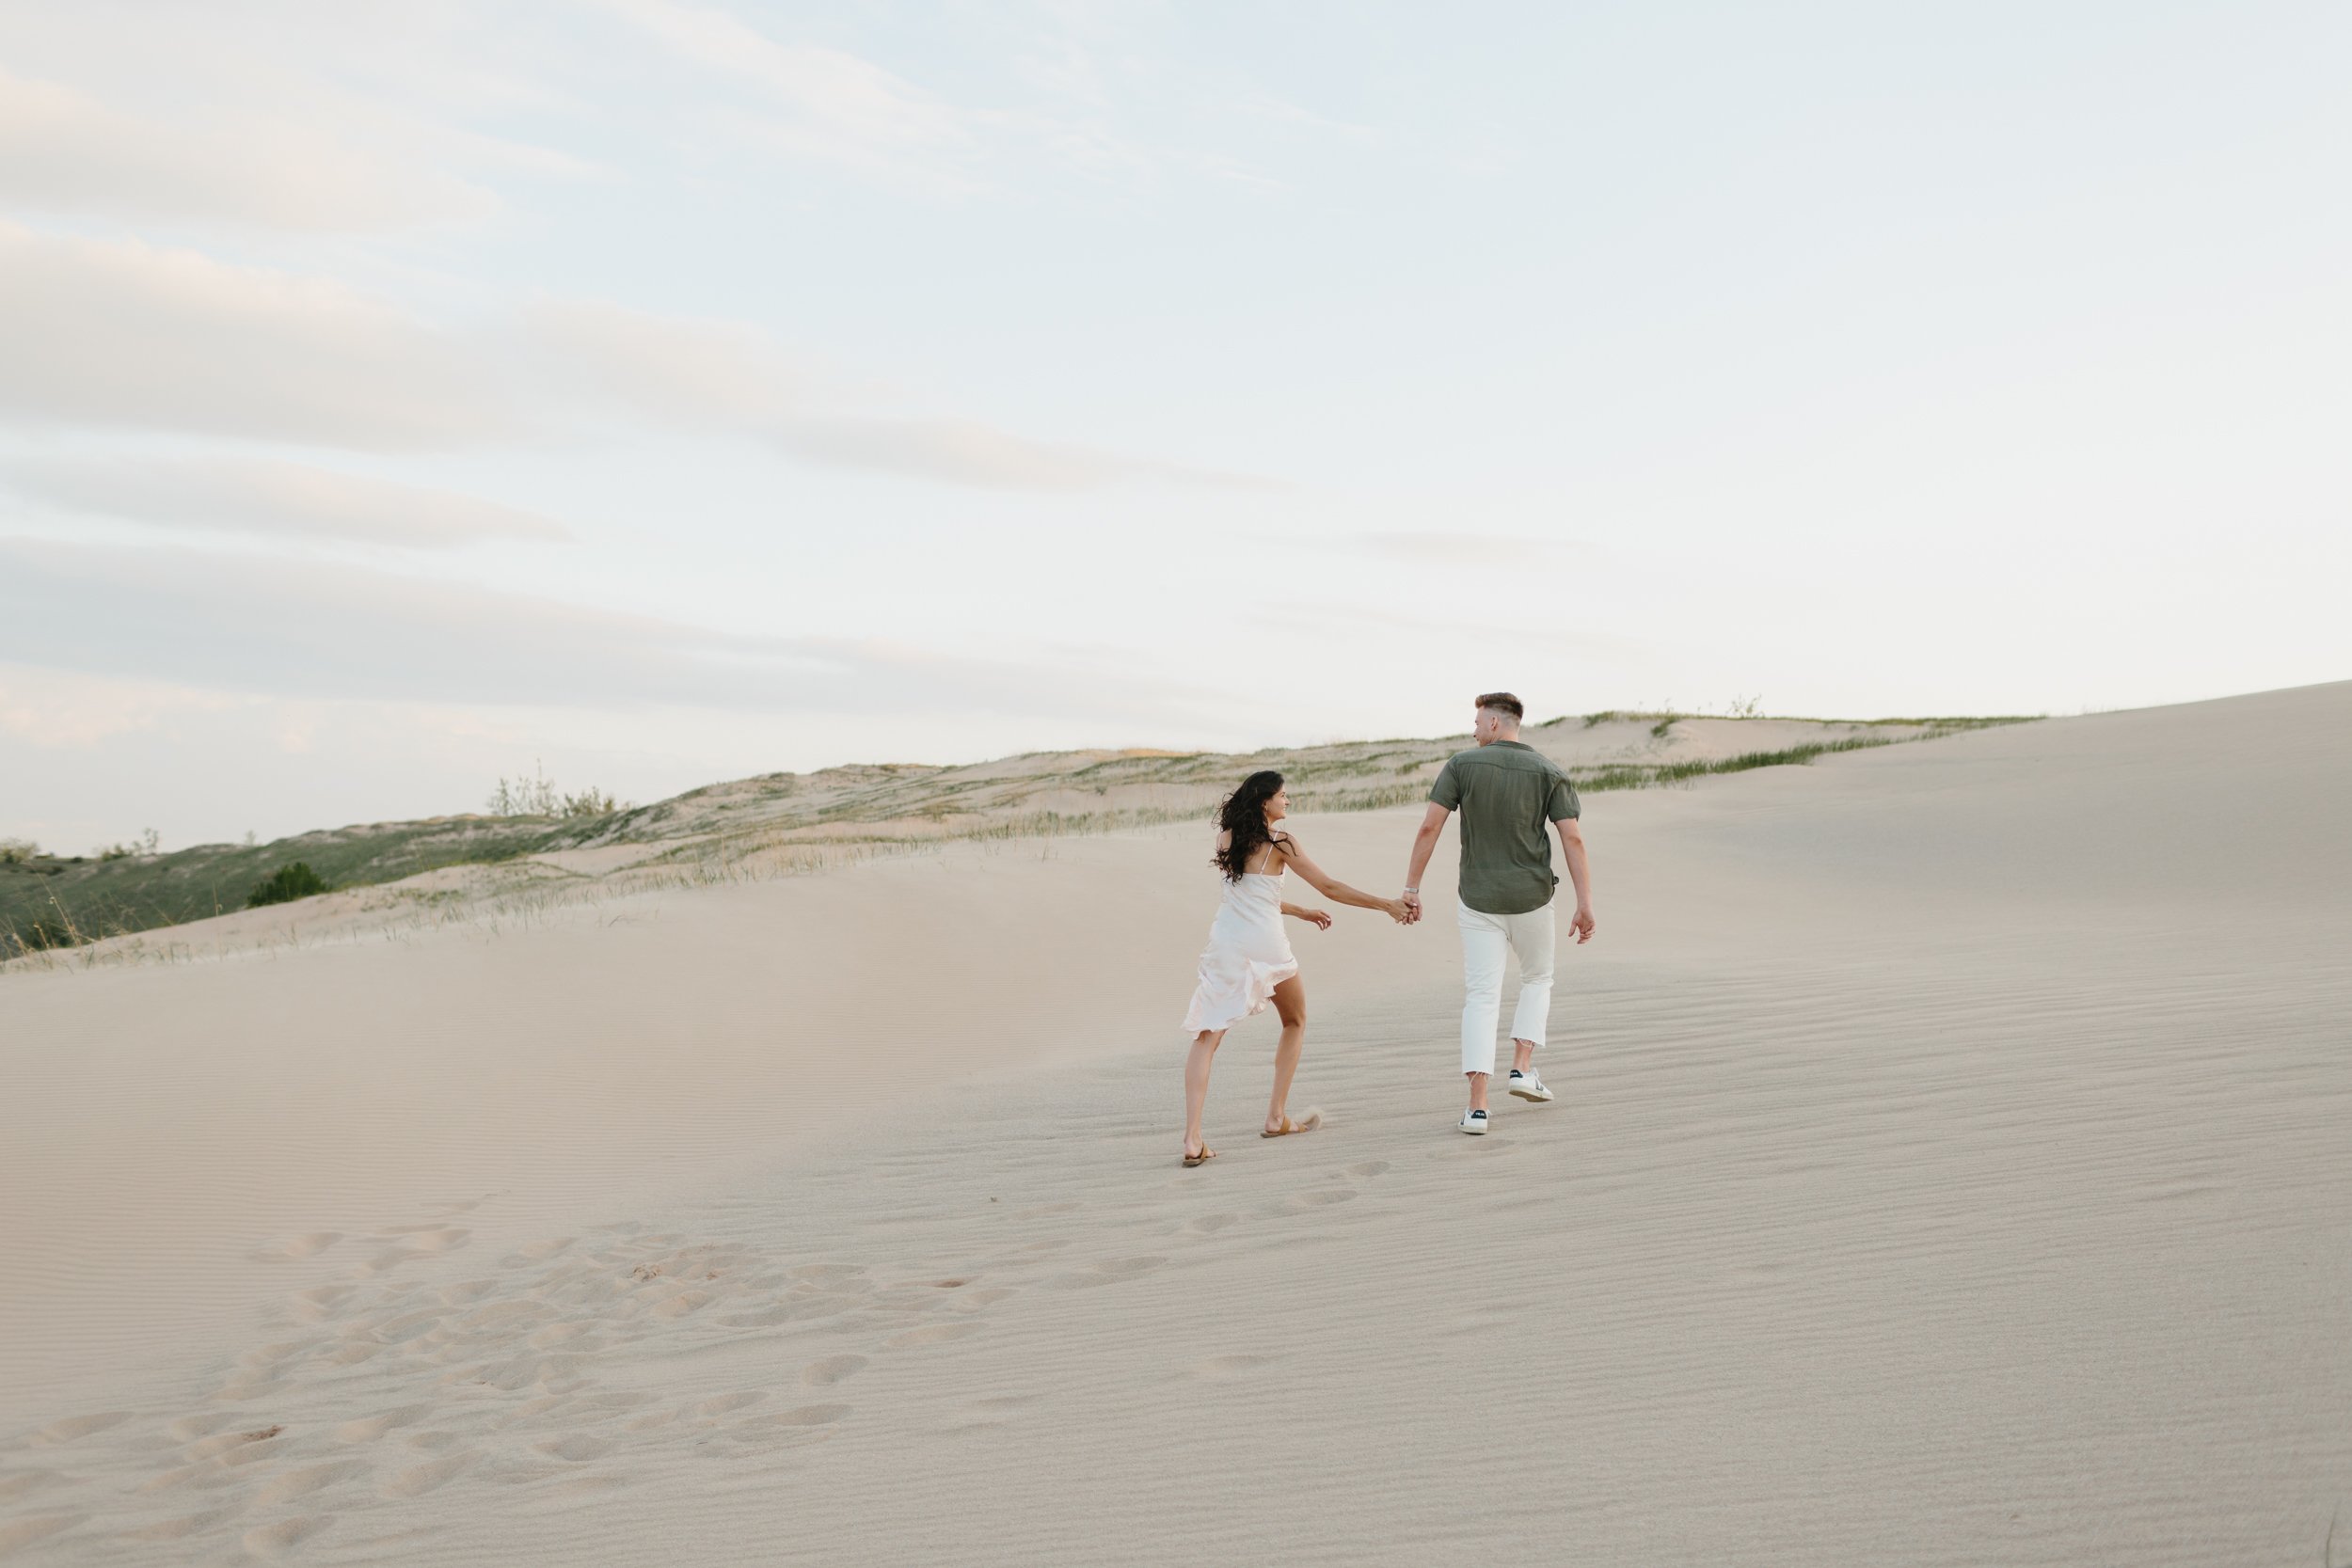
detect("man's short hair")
(1475, 691), (1525, 721)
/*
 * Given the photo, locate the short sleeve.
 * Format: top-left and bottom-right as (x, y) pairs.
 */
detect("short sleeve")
(1429, 755), (1463, 810)
(1547, 772), (1580, 821)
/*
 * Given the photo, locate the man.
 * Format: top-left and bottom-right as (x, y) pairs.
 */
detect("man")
(1402, 692), (1597, 1134)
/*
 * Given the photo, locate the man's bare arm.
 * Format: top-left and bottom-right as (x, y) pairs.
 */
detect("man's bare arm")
(1557, 816), (1596, 942)
(1403, 802), (1450, 920)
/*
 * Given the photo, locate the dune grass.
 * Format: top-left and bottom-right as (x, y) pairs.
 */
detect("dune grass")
(4, 710), (2037, 964)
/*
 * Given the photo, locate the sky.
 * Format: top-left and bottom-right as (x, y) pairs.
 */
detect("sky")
(3, 0), (2347, 852)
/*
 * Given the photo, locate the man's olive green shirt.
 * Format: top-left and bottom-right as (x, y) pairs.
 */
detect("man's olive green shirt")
(1429, 740), (1581, 915)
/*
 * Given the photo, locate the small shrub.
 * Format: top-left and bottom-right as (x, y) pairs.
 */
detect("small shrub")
(0, 837), (40, 865)
(246, 862), (329, 909)
(90, 829), (159, 862)
(561, 786), (618, 817)
(487, 762), (620, 818)
(22, 916), (79, 951)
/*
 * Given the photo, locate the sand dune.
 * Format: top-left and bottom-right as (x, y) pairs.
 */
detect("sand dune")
(3, 684), (2347, 1565)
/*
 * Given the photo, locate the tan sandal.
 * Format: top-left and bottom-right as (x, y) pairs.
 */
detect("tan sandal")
(1261, 1110), (1323, 1139)
(1182, 1145), (1216, 1167)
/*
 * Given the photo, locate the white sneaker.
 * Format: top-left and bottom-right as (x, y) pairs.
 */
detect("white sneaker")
(1458, 1108), (1489, 1135)
(1507, 1069), (1553, 1103)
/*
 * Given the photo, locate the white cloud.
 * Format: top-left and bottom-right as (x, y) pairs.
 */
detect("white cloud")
(4, 456), (570, 548)
(599, 0), (985, 194)
(0, 222), (514, 451)
(770, 415), (1264, 491)
(0, 539), (1213, 722)
(0, 663), (246, 751)
(517, 299), (1263, 490)
(0, 66), (500, 231)
(515, 299), (808, 425)
(0, 231), (1246, 489)
(1231, 93), (1380, 143)
(1352, 532), (1595, 563)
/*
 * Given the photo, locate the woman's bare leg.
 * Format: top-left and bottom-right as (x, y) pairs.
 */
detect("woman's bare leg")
(1265, 975), (1308, 1132)
(1184, 1030), (1224, 1156)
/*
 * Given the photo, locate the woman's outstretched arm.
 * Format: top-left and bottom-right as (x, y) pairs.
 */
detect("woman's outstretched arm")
(1275, 836), (1408, 921)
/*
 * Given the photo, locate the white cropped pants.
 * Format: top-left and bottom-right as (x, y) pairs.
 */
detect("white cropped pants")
(1458, 900), (1556, 1076)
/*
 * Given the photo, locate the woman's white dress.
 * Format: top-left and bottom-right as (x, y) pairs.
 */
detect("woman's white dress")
(1182, 867), (1298, 1035)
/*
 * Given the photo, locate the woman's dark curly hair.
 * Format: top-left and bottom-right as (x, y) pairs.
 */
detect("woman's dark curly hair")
(1212, 770), (1286, 882)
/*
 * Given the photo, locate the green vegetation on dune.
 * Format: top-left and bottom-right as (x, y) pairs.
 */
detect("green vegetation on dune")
(0, 814), (614, 958)
(2, 710), (2036, 959)
(246, 862), (329, 909)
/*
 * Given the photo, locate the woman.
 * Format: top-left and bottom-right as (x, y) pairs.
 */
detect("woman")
(1180, 770), (1410, 1166)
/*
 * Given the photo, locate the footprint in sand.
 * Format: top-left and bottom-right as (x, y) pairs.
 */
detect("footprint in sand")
(718, 1403), (850, 1453)
(335, 1405), (432, 1444)
(1192, 1353), (1278, 1380)
(0, 1514), (84, 1553)
(885, 1322), (979, 1349)
(237, 1338), (315, 1373)
(0, 1470), (58, 1500)
(127, 1506), (236, 1543)
(471, 1353), (588, 1393)
(376, 1308), (446, 1344)
(802, 1354), (867, 1387)
(252, 1231), (342, 1262)
(1047, 1257), (1167, 1290)
(184, 1425), (284, 1462)
(139, 1464), (208, 1495)
(1287, 1188), (1357, 1209)
(464, 1300), (555, 1335)
(527, 1322), (600, 1351)
(500, 1394), (573, 1429)
(33, 1411), (131, 1445)
(383, 1451), (474, 1497)
(242, 1514), (334, 1558)
(950, 1286), (1018, 1310)
(755, 1403), (850, 1429)
(255, 1461), (365, 1506)
(1345, 1160), (1391, 1179)
(290, 1284), (357, 1323)
(535, 1434), (613, 1463)
(1183, 1212), (1241, 1235)
(690, 1391), (767, 1418)
(353, 1246), (425, 1276)
(380, 1224), (470, 1252)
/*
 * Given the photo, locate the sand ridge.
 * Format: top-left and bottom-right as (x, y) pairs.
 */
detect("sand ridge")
(3, 682), (2348, 1565)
